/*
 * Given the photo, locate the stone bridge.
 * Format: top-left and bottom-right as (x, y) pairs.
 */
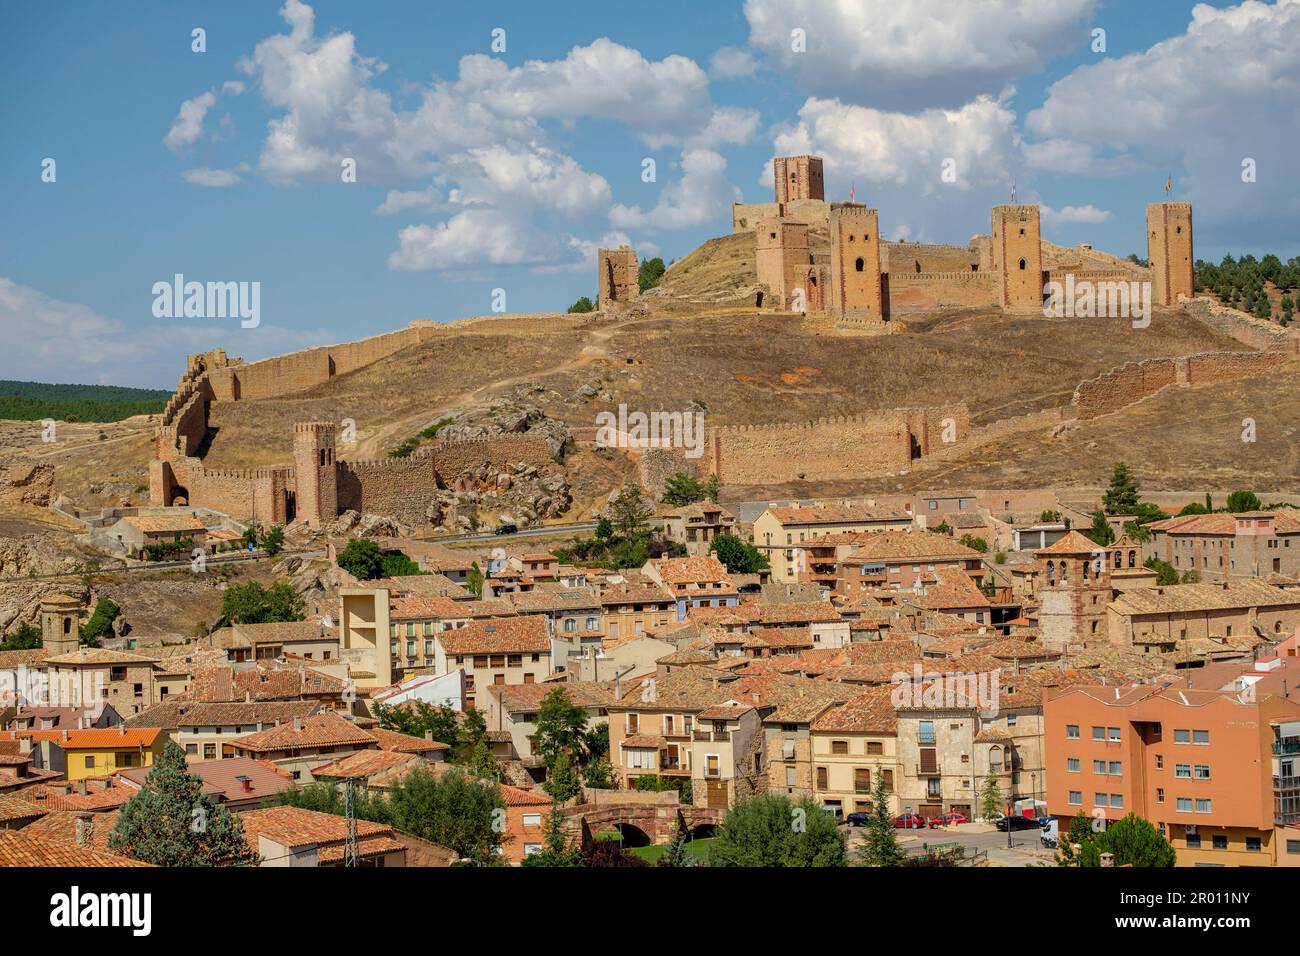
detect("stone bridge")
(564, 793), (723, 846)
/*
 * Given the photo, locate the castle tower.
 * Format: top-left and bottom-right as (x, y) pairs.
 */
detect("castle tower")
(755, 218), (812, 310)
(828, 203), (884, 324)
(773, 155), (825, 204)
(597, 247), (639, 310)
(293, 422), (338, 529)
(1147, 202), (1193, 306)
(991, 204), (1043, 311)
(1033, 531), (1113, 651)
(40, 594), (81, 656)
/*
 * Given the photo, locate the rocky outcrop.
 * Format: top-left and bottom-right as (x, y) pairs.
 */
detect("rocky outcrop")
(438, 398), (572, 461)
(425, 462), (572, 531)
(0, 462), (55, 507)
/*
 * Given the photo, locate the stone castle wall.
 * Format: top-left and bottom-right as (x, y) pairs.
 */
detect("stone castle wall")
(885, 271), (997, 314)
(700, 405), (969, 485)
(338, 452), (440, 525)
(1181, 297), (1300, 354)
(432, 435), (552, 482)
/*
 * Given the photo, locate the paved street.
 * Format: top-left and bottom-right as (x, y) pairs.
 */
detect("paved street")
(844, 822), (1057, 867)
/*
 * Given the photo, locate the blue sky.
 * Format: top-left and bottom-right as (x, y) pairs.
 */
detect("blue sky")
(2, 0), (1298, 387)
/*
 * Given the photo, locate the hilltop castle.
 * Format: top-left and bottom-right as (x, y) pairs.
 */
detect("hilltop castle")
(720, 155), (1192, 328)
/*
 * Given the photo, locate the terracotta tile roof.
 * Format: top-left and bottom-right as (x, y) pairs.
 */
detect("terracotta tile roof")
(19, 808), (122, 852)
(0, 792), (47, 825)
(599, 580), (675, 606)
(43, 648), (158, 667)
(758, 601), (843, 625)
(0, 648), (48, 668)
(230, 620), (324, 645)
(123, 515), (207, 534)
(228, 712), (377, 754)
(16, 727), (164, 749)
(0, 829), (151, 867)
(696, 703), (755, 720)
(502, 586), (602, 613)
(1035, 530), (1106, 555)
(1149, 512), (1300, 535)
(647, 555), (731, 586)
(390, 594), (516, 620)
(311, 748), (422, 780)
(128, 700), (318, 730)
(767, 504), (909, 526)
(488, 681), (618, 713)
(1111, 580), (1300, 615)
(751, 626), (814, 648)
(842, 531), (982, 562)
(435, 615), (551, 655)
(982, 639), (1061, 661)
(811, 687), (898, 734)
(237, 805), (404, 862)
(623, 734), (667, 748)
(662, 500), (736, 521)
(369, 727), (451, 753)
(501, 783), (551, 806)
(116, 756), (292, 803)
(656, 648), (720, 666)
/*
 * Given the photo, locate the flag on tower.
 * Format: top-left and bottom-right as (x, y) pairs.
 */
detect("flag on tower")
(849, 182), (856, 203)
(1165, 175), (1172, 196)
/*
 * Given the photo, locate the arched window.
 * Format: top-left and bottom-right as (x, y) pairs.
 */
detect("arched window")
(1113, 551), (1121, 569)
(1018, 257), (1027, 270)
(855, 257), (865, 272)
(1046, 560), (1055, 586)
(1128, 550), (1136, 568)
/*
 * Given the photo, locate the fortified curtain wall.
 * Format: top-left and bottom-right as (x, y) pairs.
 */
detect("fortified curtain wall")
(700, 405), (970, 485)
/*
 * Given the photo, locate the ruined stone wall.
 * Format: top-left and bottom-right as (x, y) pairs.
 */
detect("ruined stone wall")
(338, 453), (440, 525)
(1182, 297), (1300, 354)
(700, 405), (969, 485)
(1184, 350), (1287, 385)
(432, 435), (552, 483)
(1072, 359), (1179, 420)
(885, 272), (997, 314)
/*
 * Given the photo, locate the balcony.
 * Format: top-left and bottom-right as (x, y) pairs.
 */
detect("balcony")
(1274, 740), (1300, 755)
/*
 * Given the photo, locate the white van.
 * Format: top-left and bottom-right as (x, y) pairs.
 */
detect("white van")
(1040, 818), (1059, 849)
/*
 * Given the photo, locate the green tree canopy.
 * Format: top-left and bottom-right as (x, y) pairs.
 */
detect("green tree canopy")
(709, 533), (770, 574)
(108, 741), (258, 866)
(710, 795), (846, 867)
(1226, 490), (1262, 513)
(1102, 462), (1141, 514)
(661, 471), (709, 507)
(1087, 510), (1115, 546)
(608, 484), (653, 538)
(638, 257), (666, 292)
(534, 688), (590, 766)
(336, 538), (384, 580)
(81, 597), (120, 646)
(858, 773), (905, 867)
(384, 765), (504, 865)
(220, 581), (305, 625)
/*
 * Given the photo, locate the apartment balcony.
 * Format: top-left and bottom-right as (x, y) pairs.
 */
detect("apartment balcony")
(1273, 740), (1300, 755)
(693, 730), (733, 743)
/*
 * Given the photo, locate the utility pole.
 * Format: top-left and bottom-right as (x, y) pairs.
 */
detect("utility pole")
(344, 776), (359, 867)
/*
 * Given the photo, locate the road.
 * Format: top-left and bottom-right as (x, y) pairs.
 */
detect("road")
(845, 822), (1057, 867)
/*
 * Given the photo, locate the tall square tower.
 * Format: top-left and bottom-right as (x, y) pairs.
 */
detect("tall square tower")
(828, 203), (884, 323)
(293, 421), (338, 529)
(597, 247), (639, 310)
(992, 204), (1043, 311)
(755, 218), (811, 310)
(1147, 202), (1194, 306)
(773, 155), (825, 204)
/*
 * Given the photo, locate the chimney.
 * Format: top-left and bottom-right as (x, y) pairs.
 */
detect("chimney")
(293, 716), (304, 732)
(425, 731), (433, 741)
(76, 779), (88, 796)
(236, 775), (252, 793)
(118, 723), (126, 736)
(61, 729), (69, 743)
(18, 737), (31, 755)
(75, 813), (94, 848)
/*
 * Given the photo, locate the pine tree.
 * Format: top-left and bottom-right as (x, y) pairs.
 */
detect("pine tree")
(859, 774), (905, 867)
(1102, 462), (1141, 514)
(108, 741), (258, 866)
(543, 750), (582, 802)
(658, 829), (697, 867)
(522, 801), (584, 867)
(1087, 510), (1115, 546)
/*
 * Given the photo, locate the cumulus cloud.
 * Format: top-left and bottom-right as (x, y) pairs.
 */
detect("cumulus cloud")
(373, 187), (445, 216)
(0, 277), (332, 388)
(1025, 0), (1300, 247)
(709, 46), (759, 79)
(744, 0), (1096, 108)
(610, 149), (742, 232)
(164, 91), (217, 152)
(770, 94), (1024, 241)
(1041, 203), (1112, 227)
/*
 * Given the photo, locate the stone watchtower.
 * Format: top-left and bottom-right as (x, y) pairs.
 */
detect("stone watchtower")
(992, 204), (1043, 311)
(40, 594), (82, 656)
(773, 155), (825, 204)
(292, 422), (338, 529)
(755, 218), (812, 310)
(597, 247), (639, 310)
(1033, 531), (1113, 651)
(1147, 202), (1193, 306)
(829, 203), (884, 324)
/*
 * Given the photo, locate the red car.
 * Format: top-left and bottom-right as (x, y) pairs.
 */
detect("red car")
(928, 812), (968, 828)
(893, 813), (926, 829)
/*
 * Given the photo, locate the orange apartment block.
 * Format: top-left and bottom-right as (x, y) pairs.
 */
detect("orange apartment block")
(1044, 683), (1300, 866)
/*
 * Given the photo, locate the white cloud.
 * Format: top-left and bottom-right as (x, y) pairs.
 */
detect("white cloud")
(181, 166), (245, 188)
(1025, 0), (1300, 246)
(645, 106), (761, 150)
(1041, 204), (1112, 227)
(373, 187), (445, 216)
(610, 149), (742, 232)
(164, 91), (217, 153)
(744, 0), (1096, 108)
(445, 144), (612, 217)
(770, 95), (1024, 242)
(709, 46), (758, 79)
(0, 278), (332, 388)
(388, 209), (556, 272)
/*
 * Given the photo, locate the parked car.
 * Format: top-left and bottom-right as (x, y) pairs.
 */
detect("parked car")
(822, 805), (844, 824)
(929, 811), (968, 828)
(846, 812), (872, 827)
(1041, 819), (1059, 849)
(893, 813), (926, 829)
(995, 814), (1041, 832)
(494, 523), (518, 536)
